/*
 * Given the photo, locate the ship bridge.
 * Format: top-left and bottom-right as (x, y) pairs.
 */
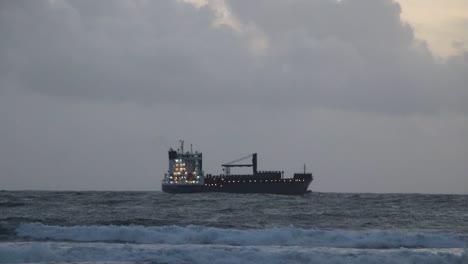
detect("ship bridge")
(163, 140), (203, 185)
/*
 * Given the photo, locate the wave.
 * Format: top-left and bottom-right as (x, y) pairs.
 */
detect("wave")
(15, 223), (468, 249)
(0, 242), (466, 264)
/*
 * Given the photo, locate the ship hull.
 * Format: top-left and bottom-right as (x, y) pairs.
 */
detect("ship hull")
(162, 184), (205, 193)
(162, 180), (312, 195)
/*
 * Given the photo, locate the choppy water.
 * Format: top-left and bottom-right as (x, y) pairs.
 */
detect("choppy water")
(0, 191), (467, 263)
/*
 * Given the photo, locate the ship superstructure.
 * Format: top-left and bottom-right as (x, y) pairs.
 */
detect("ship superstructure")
(162, 141), (313, 195)
(162, 140), (204, 186)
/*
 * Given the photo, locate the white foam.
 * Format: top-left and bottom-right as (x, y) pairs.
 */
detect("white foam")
(15, 223), (467, 249)
(0, 242), (466, 264)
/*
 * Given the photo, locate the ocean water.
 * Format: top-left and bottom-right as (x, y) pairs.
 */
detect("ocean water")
(0, 191), (467, 263)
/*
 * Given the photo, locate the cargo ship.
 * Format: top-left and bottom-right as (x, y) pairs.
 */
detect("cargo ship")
(162, 141), (313, 195)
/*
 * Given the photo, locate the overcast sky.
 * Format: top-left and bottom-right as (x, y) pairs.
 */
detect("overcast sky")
(1, 0), (467, 193)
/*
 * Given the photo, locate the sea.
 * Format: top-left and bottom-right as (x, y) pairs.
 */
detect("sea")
(0, 191), (467, 264)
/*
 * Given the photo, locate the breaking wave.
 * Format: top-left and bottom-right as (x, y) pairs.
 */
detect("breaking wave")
(0, 242), (466, 264)
(15, 223), (468, 249)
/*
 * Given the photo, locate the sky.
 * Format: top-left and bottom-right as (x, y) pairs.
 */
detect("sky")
(0, 0), (467, 193)
(398, 0), (468, 58)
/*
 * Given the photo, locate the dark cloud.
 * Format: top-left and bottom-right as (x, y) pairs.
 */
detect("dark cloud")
(226, 0), (467, 114)
(1, 0), (466, 113)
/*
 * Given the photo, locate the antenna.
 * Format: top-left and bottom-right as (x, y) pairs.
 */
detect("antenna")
(304, 163), (306, 174)
(179, 140), (184, 154)
(190, 144), (193, 154)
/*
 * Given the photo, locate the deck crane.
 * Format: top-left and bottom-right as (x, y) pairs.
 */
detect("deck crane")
(221, 153), (257, 176)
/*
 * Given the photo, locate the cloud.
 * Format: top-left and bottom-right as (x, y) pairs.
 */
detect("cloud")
(225, 0), (468, 114)
(1, 0), (466, 114)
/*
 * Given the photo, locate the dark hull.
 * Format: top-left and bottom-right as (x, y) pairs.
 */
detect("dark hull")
(162, 180), (312, 195)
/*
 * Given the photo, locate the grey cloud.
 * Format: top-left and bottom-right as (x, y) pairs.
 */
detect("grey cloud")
(226, 0), (466, 114)
(1, 0), (249, 103)
(1, 0), (467, 114)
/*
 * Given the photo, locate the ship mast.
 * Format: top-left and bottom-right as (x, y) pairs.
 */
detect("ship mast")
(179, 140), (184, 154)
